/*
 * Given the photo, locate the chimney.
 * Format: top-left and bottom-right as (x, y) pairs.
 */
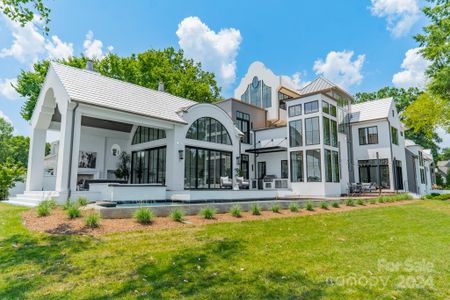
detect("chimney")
(85, 60), (94, 71)
(158, 81), (165, 92)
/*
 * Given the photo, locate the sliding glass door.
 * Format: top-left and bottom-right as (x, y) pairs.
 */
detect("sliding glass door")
(184, 146), (232, 189)
(131, 147), (166, 184)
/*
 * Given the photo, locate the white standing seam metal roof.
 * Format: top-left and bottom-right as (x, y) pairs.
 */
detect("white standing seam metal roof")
(299, 77), (336, 95)
(51, 62), (197, 124)
(349, 97), (393, 123)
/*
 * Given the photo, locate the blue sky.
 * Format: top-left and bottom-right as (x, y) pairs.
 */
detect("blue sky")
(1, 0), (447, 146)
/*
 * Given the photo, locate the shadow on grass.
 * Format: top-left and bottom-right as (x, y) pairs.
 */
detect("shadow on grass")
(0, 233), (95, 299)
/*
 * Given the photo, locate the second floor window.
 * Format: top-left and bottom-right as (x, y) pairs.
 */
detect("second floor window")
(305, 117), (320, 145)
(236, 111), (250, 144)
(391, 126), (399, 145)
(288, 104), (302, 117)
(304, 100), (319, 114)
(289, 120), (302, 147)
(359, 126), (378, 145)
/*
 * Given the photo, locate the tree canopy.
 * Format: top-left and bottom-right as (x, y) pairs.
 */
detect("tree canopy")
(0, 117), (29, 167)
(0, 0), (51, 33)
(354, 86), (442, 158)
(15, 48), (222, 121)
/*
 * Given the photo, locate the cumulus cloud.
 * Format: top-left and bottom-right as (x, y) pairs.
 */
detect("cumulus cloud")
(45, 36), (74, 60)
(392, 47), (430, 88)
(313, 50), (365, 89)
(370, 0), (420, 38)
(83, 30), (112, 59)
(281, 72), (309, 90)
(0, 78), (19, 100)
(0, 110), (13, 125)
(176, 16), (242, 88)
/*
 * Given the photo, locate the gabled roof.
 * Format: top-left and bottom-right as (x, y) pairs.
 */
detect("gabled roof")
(299, 77), (336, 95)
(50, 62), (197, 124)
(349, 97), (393, 123)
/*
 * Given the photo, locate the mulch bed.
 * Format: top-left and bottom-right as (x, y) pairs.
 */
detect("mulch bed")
(22, 201), (414, 236)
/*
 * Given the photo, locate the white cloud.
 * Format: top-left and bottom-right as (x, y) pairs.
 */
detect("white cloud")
(313, 50), (365, 89)
(45, 35), (74, 60)
(0, 110), (13, 125)
(281, 72), (309, 90)
(370, 0), (420, 38)
(0, 78), (19, 100)
(176, 16), (242, 88)
(0, 17), (46, 64)
(392, 47), (430, 88)
(83, 30), (112, 59)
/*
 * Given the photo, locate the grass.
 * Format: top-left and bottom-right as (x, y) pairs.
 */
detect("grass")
(67, 205), (81, 219)
(346, 199), (355, 206)
(229, 205), (241, 217)
(250, 203), (261, 215)
(0, 200), (449, 299)
(306, 201), (314, 211)
(270, 203), (281, 213)
(199, 207), (216, 219)
(170, 208), (185, 222)
(84, 213), (100, 228)
(289, 202), (300, 212)
(77, 196), (89, 207)
(134, 207), (155, 225)
(332, 201), (340, 208)
(320, 201), (329, 210)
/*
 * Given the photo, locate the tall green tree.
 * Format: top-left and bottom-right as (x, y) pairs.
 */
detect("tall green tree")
(0, 0), (51, 33)
(15, 48), (222, 121)
(0, 117), (29, 167)
(354, 87), (442, 157)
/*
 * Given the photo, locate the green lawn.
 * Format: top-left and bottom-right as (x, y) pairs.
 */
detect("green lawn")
(0, 201), (449, 299)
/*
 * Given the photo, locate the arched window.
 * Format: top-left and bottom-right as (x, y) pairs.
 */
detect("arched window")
(240, 76), (272, 108)
(132, 126), (166, 145)
(186, 117), (232, 145)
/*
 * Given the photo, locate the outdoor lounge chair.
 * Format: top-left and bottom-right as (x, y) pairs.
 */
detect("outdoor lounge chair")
(220, 176), (233, 189)
(236, 177), (249, 189)
(361, 182), (377, 193)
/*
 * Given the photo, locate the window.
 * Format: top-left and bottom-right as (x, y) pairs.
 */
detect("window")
(289, 120), (302, 147)
(325, 149), (340, 182)
(281, 160), (288, 179)
(420, 169), (425, 184)
(419, 152), (424, 166)
(288, 104), (302, 117)
(306, 149), (321, 182)
(305, 117), (320, 145)
(240, 154), (249, 179)
(391, 126), (399, 145)
(323, 117), (330, 145)
(240, 76), (272, 108)
(330, 120), (338, 147)
(131, 147), (166, 184)
(304, 100), (319, 114)
(186, 117), (232, 145)
(322, 101), (329, 114)
(184, 146), (232, 189)
(132, 126), (166, 145)
(290, 151), (304, 182)
(359, 126), (378, 145)
(236, 111), (250, 144)
(358, 159), (390, 188)
(330, 105), (337, 117)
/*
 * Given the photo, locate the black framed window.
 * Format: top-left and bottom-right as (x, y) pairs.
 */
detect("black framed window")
(290, 151), (303, 182)
(358, 126), (378, 145)
(306, 149), (321, 182)
(289, 119), (302, 147)
(258, 162), (266, 179)
(325, 149), (340, 182)
(281, 160), (288, 179)
(240, 154), (249, 179)
(131, 147), (166, 184)
(304, 100), (319, 114)
(288, 104), (302, 117)
(186, 117), (232, 145)
(391, 126), (399, 145)
(184, 146), (232, 189)
(236, 111), (251, 144)
(305, 117), (320, 145)
(132, 126), (166, 145)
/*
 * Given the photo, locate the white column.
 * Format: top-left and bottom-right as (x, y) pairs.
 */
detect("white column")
(69, 109), (82, 191)
(26, 128), (47, 191)
(165, 126), (184, 191)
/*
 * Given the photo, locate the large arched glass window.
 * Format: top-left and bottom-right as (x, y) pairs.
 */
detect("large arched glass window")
(132, 126), (166, 145)
(240, 76), (272, 108)
(186, 117), (232, 145)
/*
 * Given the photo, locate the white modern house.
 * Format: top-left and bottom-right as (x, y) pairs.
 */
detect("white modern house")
(8, 61), (433, 206)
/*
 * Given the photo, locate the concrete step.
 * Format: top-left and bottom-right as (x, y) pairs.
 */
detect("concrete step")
(5, 199), (41, 207)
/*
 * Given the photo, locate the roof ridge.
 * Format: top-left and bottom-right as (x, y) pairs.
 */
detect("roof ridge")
(50, 62), (197, 105)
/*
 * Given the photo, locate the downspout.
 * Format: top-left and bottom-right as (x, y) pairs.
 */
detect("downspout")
(67, 103), (80, 199)
(387, 119), (396, 192)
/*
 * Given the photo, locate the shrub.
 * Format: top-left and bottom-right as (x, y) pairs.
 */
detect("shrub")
(85, 213), (101, 228)
(306, 202), (314, 211)
(134, 207), (155, 224)
(436, 194), (450, 201)
(251, 203), (261, 215)
(67, 205), (81, 219)
(229, 205), (242, 217)
(170, 208), (185, 222)
(346, 199), (355, 206)
(320, 201), (329, 209)
(369, 198), (377, 204)
(200, 207), (216, 219)
(37, 201), (51, 217)
(357, 199), (365, 206)
(46, 199), (57, 209)
(332, 201), (340, 208)
(289, 202), (299, 212)
(63, 198), (73, 210)
(271, 203), (281, 213)
(77, 196), (89, 206)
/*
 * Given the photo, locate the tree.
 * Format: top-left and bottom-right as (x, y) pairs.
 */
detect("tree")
(437, 148), (450, 161)
(0, 0), (51, 33)
(0, 117), (30, 167)
(0, 163), (25, 200)
(354, 87), (442, 157)
(15, 48), (222, 121)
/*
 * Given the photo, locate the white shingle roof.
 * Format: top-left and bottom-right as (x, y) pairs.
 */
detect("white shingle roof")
(349, 97), (393, 123)
(51, 62), (197, 124)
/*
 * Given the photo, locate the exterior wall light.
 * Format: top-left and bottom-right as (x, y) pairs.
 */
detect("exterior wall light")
(178, 149), (184, 160)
